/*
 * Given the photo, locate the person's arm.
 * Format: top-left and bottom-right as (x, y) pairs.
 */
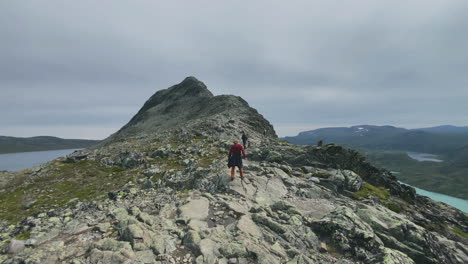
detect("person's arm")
(228, 146), (233, 158)
(241, 145), (246, 158)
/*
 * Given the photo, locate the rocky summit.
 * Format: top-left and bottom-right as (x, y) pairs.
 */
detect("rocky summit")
(0, 77), (467, 264)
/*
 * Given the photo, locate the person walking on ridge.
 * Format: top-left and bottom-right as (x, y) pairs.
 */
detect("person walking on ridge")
(241, 131), (248, 148)
(228, 140), (246, 181)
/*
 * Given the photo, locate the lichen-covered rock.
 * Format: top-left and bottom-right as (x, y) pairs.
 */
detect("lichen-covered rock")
(312, 206), (383, 261)
(370, 248), (416, 264)
(88, 248), (134, 264)
(356, 204), (468, 264)
(7, 239), (25, 254)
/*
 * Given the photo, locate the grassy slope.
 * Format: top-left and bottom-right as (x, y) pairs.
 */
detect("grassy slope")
(0, 160), (130, 223)
(0, 136), (224, 224)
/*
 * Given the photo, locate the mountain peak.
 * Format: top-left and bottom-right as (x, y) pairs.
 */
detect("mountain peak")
(171, 76), (213, 98)
(104, 77), (276, 142)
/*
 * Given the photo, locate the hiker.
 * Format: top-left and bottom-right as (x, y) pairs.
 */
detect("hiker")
(317, 140), (323, 147)
(263, 128), (267, 136)
(228, 140), (246, 181)
(241, 131), (248, 148)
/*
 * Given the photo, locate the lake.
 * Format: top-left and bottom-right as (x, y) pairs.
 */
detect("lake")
(0, 149), (81, 171)
(400, 181), (468, 213)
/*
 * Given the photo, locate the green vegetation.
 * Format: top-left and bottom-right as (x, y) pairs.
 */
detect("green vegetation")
(450, 226), (468, 239)
(0, 160), (131, 224)
(353, 183), (407, 213)
(353, 183), (390, 200)
(383, 200), (405, 213)
(15, 231), (31, 240)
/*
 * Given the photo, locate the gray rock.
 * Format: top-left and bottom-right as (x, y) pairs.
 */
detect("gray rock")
(93, 238), (133, 252)
(184, 230), (202, 254)
(8, 239), (25, 254)
(369, 248), (415, 264)
(252, 214), (287, 234)
(179, 198), (210, 221)
(96, 222), (111, 233)
(312, 206), (382, 261)
(88, 248), (133, 264)
(198, 239), (220, 264)
(135, 250), (157, 263)
(219, 242), (248, 258)
(237, 215), (263, 238)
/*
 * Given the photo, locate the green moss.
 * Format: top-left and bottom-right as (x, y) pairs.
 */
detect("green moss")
(384, 200), (403, 213)
(451, 226), (468, 238)
(423, 222), (447, 232)
(191, 137), (207, 143)
(274, 138), (290, 144)
(0, 188), (28, 223)
(177, 188), (191, 198)
(352, 183), (390, 200)
(15, 231), (31, 240)
(0, 160), (132, 224)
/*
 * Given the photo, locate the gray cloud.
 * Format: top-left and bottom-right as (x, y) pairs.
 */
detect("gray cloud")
(1, 0), (467, 138)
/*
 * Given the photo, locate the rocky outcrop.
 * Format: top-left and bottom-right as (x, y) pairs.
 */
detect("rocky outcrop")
(1, 77), (466, 264)
(102, 76), (276, 146)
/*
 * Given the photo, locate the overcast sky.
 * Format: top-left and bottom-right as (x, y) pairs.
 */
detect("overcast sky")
(1, 1), (467, 139)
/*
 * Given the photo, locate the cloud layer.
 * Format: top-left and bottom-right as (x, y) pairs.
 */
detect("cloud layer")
(1, 1), (467, 138)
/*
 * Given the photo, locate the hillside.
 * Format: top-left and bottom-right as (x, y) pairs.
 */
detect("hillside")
(417, 125), (468, 134)
(0, 136), (100, 154)
(0, 78), (466, 264)
(283, 125), (468, 153)
(283, 125), (468, 199)
(363, 149), (468, 199)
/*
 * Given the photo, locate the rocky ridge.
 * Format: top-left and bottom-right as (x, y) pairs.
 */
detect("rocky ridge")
(0, 77), (467, 264)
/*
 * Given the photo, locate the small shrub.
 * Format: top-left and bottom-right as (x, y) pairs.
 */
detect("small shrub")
(384, 201), (403, 213)
(352, 183), (390, 200)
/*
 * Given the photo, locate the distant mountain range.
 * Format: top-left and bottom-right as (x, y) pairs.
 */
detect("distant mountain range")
(416, 125), (468, 134)
(0, 136), (100, 154)
(283, 125), (468, 154)
(283, 125), (468, 199)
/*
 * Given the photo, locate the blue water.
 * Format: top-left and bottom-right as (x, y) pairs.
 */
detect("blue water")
(0, 149), (81, 171)
(400, 181), (468, 213)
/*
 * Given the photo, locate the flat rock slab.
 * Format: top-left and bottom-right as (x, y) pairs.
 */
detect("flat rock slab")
(286, 198), (336, 220)
(237, 215), (263, 238)
(229, 169), (288, 206)
(224, 200), (251, 215)
(179, 197), (210, 221)
(254, 176), (288, 206)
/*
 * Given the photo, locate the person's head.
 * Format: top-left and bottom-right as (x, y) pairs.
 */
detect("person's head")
(233, 140), (238, 144)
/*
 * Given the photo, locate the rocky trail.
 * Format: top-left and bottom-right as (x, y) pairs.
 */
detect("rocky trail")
(0, 77), (467, 264)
